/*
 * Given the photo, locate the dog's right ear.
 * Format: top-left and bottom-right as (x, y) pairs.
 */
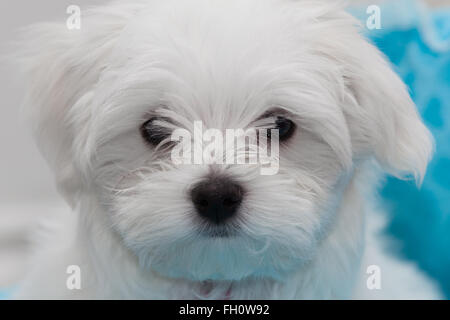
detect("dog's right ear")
(16, 4), (141, 206)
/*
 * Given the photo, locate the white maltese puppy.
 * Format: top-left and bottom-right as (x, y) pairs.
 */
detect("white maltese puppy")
(15, 0), (440, 299)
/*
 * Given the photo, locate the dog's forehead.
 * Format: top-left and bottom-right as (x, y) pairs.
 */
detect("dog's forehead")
(103, 0), (349, 130)
(113, 6), (301, 128)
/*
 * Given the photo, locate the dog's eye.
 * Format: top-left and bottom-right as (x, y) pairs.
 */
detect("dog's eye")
(140, 117), (171, 146)
(268, 116), (296, 141)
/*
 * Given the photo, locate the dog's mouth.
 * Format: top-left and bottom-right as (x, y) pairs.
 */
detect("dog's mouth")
(198, 223), (239, 238)
(203, 228), (231, 238)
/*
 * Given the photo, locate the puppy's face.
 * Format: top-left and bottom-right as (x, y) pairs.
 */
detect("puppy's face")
(20, 0), (432, 281)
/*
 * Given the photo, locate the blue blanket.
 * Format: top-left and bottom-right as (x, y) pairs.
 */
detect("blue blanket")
(0, 288), (13, 300)
(351, 0), (450, 298)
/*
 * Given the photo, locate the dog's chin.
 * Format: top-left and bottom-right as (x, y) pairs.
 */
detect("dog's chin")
(134, 231), (315, 282)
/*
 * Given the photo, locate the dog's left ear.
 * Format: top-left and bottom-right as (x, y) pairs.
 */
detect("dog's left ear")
(342, 36), (434, 184)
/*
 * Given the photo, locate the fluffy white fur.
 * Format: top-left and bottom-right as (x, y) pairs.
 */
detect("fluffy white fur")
(15, 0), (439, 299)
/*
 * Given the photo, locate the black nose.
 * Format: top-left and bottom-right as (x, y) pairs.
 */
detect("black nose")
(191, 176), (244, 224)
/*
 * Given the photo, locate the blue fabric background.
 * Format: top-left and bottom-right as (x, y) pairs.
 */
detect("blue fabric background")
(351, 0), (450, 298)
